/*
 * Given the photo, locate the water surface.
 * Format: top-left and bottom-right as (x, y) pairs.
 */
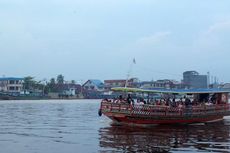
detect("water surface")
(0, 100), (230, 153)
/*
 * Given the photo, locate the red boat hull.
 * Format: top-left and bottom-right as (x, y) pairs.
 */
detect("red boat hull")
(100, 102), (230, 125)
(104, 112), (224, 125)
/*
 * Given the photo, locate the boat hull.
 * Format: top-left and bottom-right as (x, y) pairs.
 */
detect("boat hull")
(100, 101), (230, 125)
(104, 112), (224, 125)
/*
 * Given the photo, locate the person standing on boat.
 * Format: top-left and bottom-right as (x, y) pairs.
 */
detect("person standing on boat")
(126, 94), (133, 104)
(185, 97), (191, 107)
(185, 97), (192, 116)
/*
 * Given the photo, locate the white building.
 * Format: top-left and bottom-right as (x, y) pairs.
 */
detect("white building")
(222, 83), (230, 89)
(140, 79), (176, 89)
(0, 77), (24, 93)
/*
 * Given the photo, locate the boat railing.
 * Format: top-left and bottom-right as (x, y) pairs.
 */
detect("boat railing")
(101, 101), (230, 117)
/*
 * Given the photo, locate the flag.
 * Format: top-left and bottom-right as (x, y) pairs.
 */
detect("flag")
(133, 58), (136, 64)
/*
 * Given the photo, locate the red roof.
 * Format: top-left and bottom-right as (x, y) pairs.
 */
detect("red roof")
(104, 80), (126, 83)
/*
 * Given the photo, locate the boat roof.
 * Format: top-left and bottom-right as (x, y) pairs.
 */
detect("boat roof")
(111, 87), (230, 94)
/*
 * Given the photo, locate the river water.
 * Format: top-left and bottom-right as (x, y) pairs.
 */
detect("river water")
(0, 100), (230, 153)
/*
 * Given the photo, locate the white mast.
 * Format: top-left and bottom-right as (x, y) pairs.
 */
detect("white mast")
(125, 58), (136, 88)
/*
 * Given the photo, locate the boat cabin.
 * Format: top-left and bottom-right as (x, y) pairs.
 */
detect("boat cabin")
(103, 88), (229, 106)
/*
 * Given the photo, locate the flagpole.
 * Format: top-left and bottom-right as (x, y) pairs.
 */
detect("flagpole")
(125, 58), (136, 88)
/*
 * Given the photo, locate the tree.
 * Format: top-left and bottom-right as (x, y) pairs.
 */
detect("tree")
(57, 74), (64, 84)
(46, 78), (56, 92)
(23, 76), (36, 90)
(50, 78), (55, 85)
(71, 80), (76, 84)
(23, 76), (45, 93)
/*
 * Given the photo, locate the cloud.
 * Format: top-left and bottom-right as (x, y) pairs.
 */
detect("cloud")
(115, 31), (172, 59)
(206, 21), (230, 35)
(136, 31), (171, 45)
(194, 20), (230, 53)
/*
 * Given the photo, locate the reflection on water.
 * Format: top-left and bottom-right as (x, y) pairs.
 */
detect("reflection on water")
(99, 119), (230, 152)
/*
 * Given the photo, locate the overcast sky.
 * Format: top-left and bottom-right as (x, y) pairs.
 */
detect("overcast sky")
(1, 0), (230, 83)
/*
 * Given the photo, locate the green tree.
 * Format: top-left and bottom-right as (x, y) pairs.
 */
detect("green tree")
(46, 78), (56, 92)
(23, 76), (36, 90)
(57, 74), (64, 84)
(23, 76), (45, 93)
(50, 78), (55, 85)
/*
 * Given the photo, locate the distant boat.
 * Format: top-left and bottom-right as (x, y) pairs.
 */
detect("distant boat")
(99, 87), (230, 125)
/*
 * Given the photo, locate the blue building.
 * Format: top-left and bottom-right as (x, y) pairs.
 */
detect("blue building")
(82, 79), (104, 91)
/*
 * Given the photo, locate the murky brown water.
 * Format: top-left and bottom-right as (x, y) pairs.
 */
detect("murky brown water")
(0, 100), (230, 153)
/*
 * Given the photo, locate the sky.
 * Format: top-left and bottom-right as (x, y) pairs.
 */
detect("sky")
(1, 0), (230, 83)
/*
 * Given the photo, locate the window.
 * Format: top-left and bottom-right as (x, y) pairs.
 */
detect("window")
(9, 80), (15, 84)
(9, 87), (15, 90)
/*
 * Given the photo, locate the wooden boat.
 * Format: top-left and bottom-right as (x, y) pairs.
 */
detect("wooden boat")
(99, 87), (230, 125)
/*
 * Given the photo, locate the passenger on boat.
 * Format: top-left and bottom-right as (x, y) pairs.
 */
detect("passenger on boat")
(119, 95), (123, 100)
(178, 102), (183, 109)
(165, 98), (170, 106)
(150, 98), (154, 104)
(136, 100), (144, 105)
(103, 98), (111, 102)
(158, 99), (162, 105)
(210, 94), (217, 104)
(126, 94), (133, 104)
(185, 97), (192, 107)
(192, 99), (198, 106)
(170, 98), (177, 107)
(141, 97), (147, 104)
(205, 101), (213, 106)
(113, 95), (124, 103)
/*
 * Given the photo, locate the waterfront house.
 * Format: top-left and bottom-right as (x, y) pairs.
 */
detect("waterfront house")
(48, 83), (82, 99)
(104, 80), (126, 91)
(104, 78), (139, 91)
(82, 80), (104, 91)
(82, 80), (104, 99)
(0, 77), (24, 93)
(140, 79), (178, 89)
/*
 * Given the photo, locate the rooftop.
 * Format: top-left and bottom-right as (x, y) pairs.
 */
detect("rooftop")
(0, 77), (24, 81)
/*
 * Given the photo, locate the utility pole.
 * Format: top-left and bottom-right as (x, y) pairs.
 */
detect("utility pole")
(207, 72), (210, 88)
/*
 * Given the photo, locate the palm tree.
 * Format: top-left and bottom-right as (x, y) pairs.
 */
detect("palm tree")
(57, 74), (64, 84)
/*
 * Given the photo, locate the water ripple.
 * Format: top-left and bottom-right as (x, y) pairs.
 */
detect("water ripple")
(0, 100), (230, 153)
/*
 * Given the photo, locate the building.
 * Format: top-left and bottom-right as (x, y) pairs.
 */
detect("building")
(82, 79), (104, 91)
(221, 83), (230, 89)
(140, 79), (178, 89)
(0, 77), (24, 93)
(47, 83), (82, 99)
(104, 79), (126, 91)
(182, 71), (208, 89)
(81, 80), (104, 99)
(55, 83), (82, 95)
(104, 78), (139, 91)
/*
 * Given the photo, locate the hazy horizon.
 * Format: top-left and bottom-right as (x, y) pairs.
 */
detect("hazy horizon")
(1, 0), (230, 83)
